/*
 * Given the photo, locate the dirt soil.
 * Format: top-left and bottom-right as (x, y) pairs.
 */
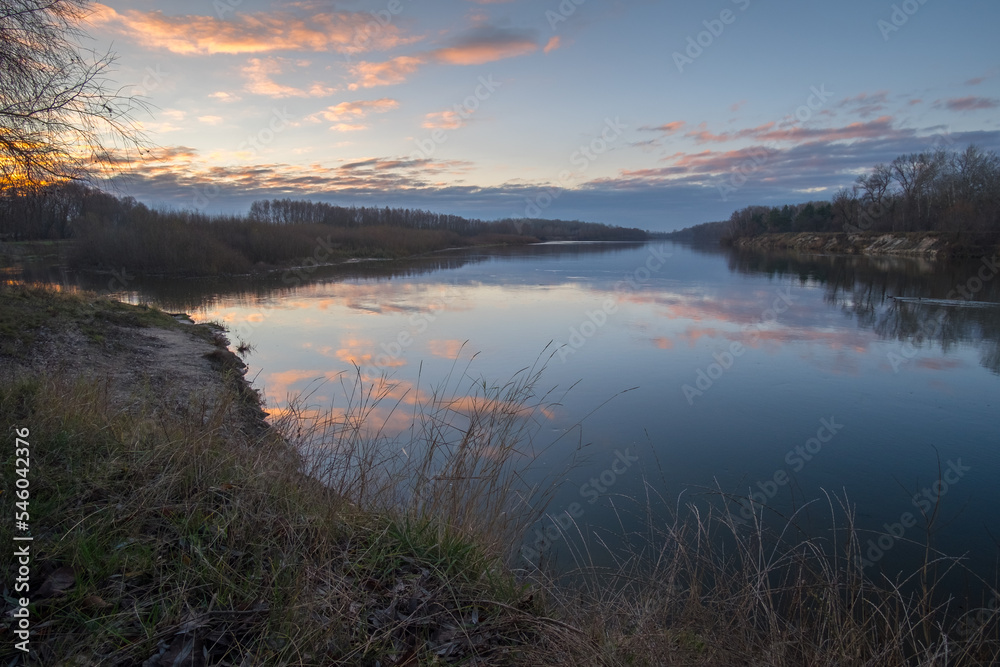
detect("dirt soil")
(6, 308), (268, 439)
(731, 231), (998, 258)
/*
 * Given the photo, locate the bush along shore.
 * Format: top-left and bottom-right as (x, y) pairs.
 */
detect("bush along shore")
(2, 285), (999, 665)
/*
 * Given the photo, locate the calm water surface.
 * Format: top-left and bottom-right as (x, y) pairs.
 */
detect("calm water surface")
(26, 241), (1000, 580)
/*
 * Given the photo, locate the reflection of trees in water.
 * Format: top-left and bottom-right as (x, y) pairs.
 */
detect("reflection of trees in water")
(875, 302), (1000, 374)
(724, 248), (1000, 374)
(18, 254), (486, 311)
(455, 241), (645, 260)
(16, 241), (645, 312)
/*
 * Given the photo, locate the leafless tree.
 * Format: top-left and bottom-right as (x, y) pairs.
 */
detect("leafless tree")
(0, 0), (146, 193)
(855, 163), (892, 207)
(951, 145), (1000, 205)
(849, 163), (895, 231)
(832, 188), (859, 231)
(891, 151), (947, 228)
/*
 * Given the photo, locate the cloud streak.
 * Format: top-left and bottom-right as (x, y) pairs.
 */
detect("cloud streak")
(431, 26), (539, 65)
(346, 25), (541, 89)
(683, 116), (907, 146)
(89, 3), (418, 55)
(936, 96), (1000, 111)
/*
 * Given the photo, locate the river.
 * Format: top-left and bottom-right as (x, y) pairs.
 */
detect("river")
(18, 240), (1000, 584)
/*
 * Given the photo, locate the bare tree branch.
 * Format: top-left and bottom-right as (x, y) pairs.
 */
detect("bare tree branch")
(0, 0), (147, 192)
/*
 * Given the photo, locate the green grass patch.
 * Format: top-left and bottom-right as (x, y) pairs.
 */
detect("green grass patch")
(0, 284), (179, 357)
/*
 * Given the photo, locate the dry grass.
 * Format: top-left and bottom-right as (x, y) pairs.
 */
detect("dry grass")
(538, 484), (1000, 666)
(278, 350), (570, 557)
(0, 330), (603, 665)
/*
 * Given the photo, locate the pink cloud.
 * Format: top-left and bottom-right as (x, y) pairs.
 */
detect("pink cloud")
(209, 91), (242, 103)
(685, 121), (777, 144)
(964, 71), (997, 86)
(89, 3), (418, 55)
(422, 110), (467, 130)
(640, 121), (686, 134)
(111, 144), (479, 197)
(345, 27), (539, 88)
(348, 56), (425, 89)
(431, 37), (537, 65)
(938, 96), (999, 111)
(242, 57), (336, 98)
(308, 98), (399, 131)
(669, 146), (776, 173)
(685, 116), (902, 146)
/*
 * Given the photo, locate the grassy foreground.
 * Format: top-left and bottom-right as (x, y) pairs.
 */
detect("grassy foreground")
(2, 287), (999, 665)
(0, 286), (594, 665)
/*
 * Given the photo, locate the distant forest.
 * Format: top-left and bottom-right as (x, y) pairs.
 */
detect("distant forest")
(0, 186), (647, 275)
(243, 198), (647, 241)
(670, 145), (1000, 246)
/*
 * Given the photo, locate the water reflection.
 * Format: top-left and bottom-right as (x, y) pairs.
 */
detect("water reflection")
(17, 241), (645, 312)
(16, 253), (484, 312)
(720, 248), (1000, 374)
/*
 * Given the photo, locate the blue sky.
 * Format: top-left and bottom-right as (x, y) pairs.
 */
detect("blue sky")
(89, 0), (1000, 230)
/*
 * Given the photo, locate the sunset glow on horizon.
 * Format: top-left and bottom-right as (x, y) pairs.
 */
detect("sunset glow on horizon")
(90, 0), (1000, 229)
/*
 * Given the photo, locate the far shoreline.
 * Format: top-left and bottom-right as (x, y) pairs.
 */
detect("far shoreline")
(667, 229), (1000, 260)
(2, 236), (653, 283)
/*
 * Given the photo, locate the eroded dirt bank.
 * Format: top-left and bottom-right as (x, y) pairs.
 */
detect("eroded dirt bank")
(731, 231), (997, 258)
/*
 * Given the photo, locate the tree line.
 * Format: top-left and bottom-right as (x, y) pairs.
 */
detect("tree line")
(724, 145), (1000, 241)
(247, 198), (647, 241)
(0, 186), (647, 243)
(0, 185), (648, 275)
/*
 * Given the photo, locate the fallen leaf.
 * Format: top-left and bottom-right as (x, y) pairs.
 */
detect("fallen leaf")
(36, 567), (75, 599)
(81, 595), (111, 610)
